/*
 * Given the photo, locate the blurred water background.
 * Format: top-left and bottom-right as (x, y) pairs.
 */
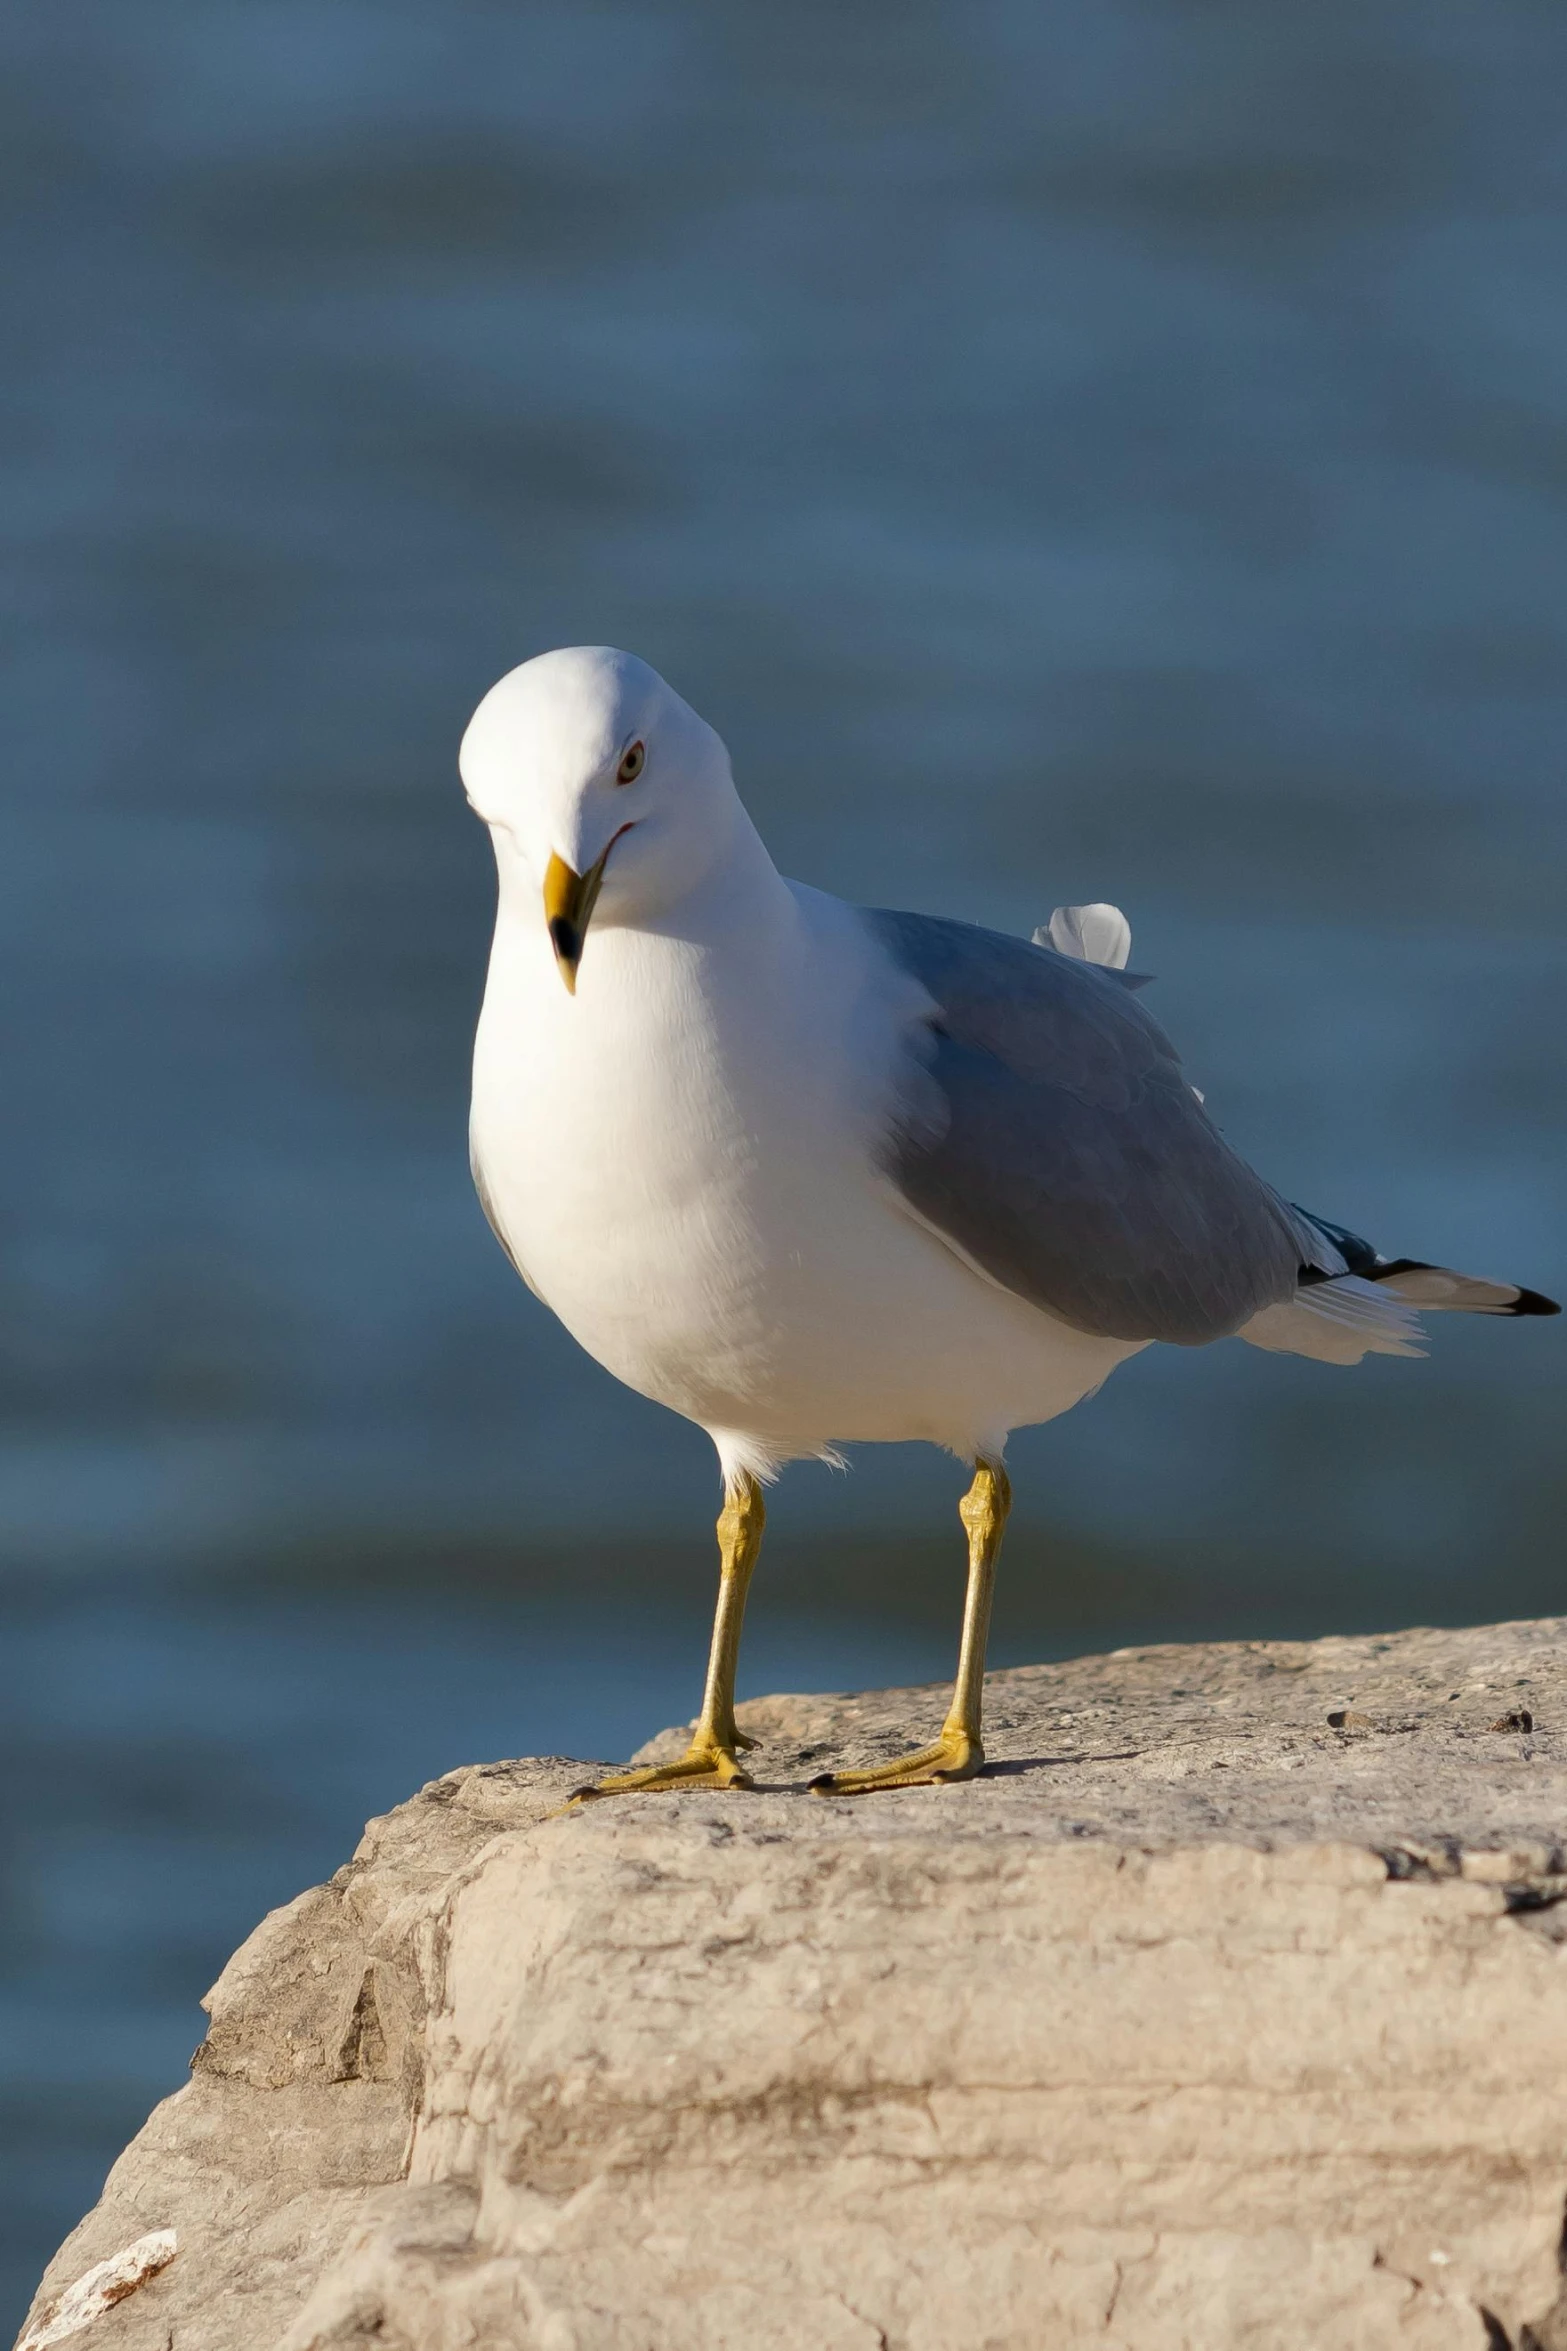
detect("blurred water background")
(3, 0), (1566, 2321)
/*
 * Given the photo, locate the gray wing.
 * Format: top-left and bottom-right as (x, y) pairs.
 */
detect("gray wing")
(864, 908), (1313, 1346)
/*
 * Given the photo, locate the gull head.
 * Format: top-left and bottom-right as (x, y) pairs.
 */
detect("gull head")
(460, 646), (741, 992)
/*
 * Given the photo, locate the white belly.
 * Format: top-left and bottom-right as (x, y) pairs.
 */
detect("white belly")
(471, 885), (1141, 1473)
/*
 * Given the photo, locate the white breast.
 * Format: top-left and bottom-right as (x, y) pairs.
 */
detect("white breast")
(470, 870), (1141, 1473)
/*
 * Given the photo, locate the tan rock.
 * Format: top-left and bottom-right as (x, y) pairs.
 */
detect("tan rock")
(17, 1619), (1567, 2351)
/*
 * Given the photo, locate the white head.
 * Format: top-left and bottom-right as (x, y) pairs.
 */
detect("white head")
(459, 646), (749, 990)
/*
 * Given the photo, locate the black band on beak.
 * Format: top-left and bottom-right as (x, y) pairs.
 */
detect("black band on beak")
(542, 830), (628, 992)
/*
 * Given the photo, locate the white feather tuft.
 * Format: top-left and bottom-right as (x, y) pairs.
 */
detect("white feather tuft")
(1035, 903), (1132, 969)
(710, 1429), (845, 1489)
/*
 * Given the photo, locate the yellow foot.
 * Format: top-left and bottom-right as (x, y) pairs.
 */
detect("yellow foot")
(809, 1727), (984, 1795)
(565, 1740), (755, 1805)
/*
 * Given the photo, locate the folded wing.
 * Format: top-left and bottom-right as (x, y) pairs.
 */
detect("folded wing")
(862, 908), (1316, 1347)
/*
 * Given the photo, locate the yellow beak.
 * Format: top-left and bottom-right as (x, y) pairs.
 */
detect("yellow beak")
(543, 845), (613, 993)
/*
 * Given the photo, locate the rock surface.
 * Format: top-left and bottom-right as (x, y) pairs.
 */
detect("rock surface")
(17, 1618), (1567, 2351)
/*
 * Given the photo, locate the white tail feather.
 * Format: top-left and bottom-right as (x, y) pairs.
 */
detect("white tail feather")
(1373, 1266), (1526, 1313)
(1240, 1275), (1427, 1365)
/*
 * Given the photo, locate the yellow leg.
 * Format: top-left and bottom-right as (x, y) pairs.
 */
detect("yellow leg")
(812, 1460), (1011, 1795)
(569, 1474), (765, 1800)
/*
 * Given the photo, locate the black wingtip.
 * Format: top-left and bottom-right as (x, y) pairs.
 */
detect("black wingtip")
(1375, 1259), (1559, 1316)
(1301, 1242), (1561, 1317)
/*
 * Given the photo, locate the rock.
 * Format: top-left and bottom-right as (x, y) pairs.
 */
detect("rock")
(16, 2232), (176, 2351)
(17, 1617), (1567, 2351)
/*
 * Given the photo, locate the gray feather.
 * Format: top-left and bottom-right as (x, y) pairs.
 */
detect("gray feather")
(863, 908), (1310, 1346)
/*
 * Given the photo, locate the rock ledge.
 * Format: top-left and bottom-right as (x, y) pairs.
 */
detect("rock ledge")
(18, 1617), (1567, 2351)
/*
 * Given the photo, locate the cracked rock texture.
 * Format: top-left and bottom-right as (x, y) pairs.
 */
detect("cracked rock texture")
(17, 1617), (1567, 2351)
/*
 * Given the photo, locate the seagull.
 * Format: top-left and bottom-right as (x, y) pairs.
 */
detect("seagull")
(463, 646), (1558, 1798)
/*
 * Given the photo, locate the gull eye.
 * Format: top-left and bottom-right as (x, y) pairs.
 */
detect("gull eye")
(616, 740), (645, 785)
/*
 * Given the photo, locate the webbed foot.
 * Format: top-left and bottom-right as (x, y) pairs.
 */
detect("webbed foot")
(565, 1739), (755, 1805)
(809, 1725), (983, 1795)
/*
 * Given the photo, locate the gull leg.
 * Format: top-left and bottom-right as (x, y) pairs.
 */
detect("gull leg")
(569, 1475), (765, 1799)
(812, 1460), (1011, 1795)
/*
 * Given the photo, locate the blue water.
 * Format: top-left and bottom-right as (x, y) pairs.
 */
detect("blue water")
(3, 0), (1565, 2326)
